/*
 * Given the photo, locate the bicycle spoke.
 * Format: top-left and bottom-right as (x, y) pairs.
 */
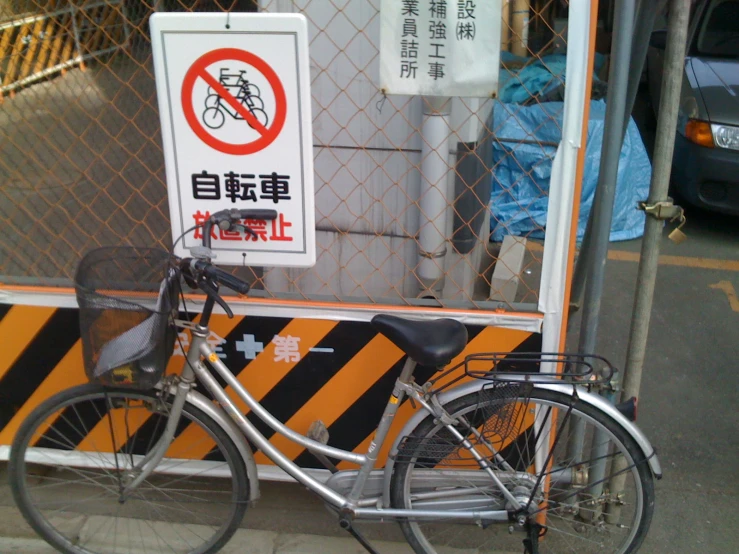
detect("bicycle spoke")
(393, 388), (651, 554)
(11, 386), (247, 554)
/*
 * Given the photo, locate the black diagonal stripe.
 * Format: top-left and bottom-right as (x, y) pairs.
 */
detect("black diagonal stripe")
(248, 321), (379, 451)
(35, 397), (109, 450)
(125, 408), (196, 456)
(0, 308), (80, 433)
(0, 303), (11, 321)
(295, 325), (486, 468)
(496, 333), (544, 373)
(199, 315), (293, 396)
(120, 315), (293, 455)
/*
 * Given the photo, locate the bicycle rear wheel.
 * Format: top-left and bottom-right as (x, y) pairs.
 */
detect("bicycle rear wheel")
(9, 383), (249, 554)
(390, 385), (654, 554)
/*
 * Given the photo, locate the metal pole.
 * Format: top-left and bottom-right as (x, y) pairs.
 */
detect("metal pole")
(578, 0), (639, 517)
(568, 211), (592, 315)
(578, 0), (636, 356)
(621, 0), (664, 138)
(622, 0), (685, 401)
(566, 0), (636, 464)
(606, 0), (691, 524)
(417, 97), (451, 298)
(568, 0), (665, 318)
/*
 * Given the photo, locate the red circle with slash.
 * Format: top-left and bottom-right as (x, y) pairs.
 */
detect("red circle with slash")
(181, 48), (287, 155)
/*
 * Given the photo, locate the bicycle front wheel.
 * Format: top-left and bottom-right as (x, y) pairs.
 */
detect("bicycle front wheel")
(390, 386), (654, 554)
(9, 384), (249, 554)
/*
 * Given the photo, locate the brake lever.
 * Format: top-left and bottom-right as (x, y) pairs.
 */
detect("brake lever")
(198, 278), (234, 319)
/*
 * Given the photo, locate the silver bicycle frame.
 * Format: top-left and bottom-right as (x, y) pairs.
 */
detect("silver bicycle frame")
(157, 323), (521, 521)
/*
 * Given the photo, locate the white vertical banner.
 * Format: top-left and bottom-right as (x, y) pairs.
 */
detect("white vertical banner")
(380, 0), (501, 97)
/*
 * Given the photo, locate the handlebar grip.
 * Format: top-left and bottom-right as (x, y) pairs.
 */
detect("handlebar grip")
(203, 265), (251, 295)
(238, 209), (278, 221)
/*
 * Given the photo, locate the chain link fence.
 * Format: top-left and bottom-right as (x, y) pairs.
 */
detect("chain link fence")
(1, 0), (575, 309)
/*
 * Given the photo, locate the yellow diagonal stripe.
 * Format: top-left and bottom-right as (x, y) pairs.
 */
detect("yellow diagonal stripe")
(0, 305), (56, 381)
(166, 318), (337, 460)
(253, 334), (405, 464)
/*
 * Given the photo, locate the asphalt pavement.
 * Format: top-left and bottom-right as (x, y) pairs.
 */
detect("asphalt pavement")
(567, 205), (739, 554)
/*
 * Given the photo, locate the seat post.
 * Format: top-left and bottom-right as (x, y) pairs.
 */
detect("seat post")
(347, 356), (417, 504)
(397, 357), (417, 385)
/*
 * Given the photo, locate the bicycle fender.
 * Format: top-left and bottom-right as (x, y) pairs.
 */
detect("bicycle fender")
(382, 379), (661, 508)
(163, 384), (261, 502)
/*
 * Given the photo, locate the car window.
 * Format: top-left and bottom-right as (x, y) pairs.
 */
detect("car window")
(696, 0), (739, 57)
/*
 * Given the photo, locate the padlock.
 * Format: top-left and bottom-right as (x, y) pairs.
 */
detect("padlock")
(668, 212), (687, 245)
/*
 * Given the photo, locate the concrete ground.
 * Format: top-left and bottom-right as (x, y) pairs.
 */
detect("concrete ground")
(567, 206), (739, 553)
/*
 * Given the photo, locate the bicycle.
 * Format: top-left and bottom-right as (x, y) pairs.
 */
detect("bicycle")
(8, 208), (661, 554)
(203, 68), (268, 130)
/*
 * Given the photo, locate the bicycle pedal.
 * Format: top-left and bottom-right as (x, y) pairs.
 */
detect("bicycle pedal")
(307, 420), (329, 444)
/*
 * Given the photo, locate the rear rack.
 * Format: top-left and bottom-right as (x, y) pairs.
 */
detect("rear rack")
(430, 352), (616, 391)
(464, 352), (615, 384)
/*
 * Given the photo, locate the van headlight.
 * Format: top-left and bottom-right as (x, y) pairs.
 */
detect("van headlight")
(711, 124), (739, 151)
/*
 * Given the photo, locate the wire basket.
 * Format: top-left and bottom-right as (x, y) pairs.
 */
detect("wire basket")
(75, 247), (180, 389)
(396, 383), (532, 469)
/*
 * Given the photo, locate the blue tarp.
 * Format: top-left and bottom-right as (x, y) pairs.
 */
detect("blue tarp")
(489, 99), (651, 243)
(497, 52), (607, 104)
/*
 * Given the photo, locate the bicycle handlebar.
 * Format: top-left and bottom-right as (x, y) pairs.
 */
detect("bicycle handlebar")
(202, 209), (278, 249)
(182, 208), (278, 319)
(199, 262), (251, 295)
(179, 258), (249, 319)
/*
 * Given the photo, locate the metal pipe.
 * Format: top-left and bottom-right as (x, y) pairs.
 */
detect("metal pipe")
(607, 0), (691, 524)
(621, 0), (665, 139)
(578, 0), (638, 519)
(568, 0), (637, 465)
(569, 0), (665, 318)
(510, 0), (530, 57)
(568, 213), (592, 315)
(417, 97), (451, 296)
(620, 9), (685, 402)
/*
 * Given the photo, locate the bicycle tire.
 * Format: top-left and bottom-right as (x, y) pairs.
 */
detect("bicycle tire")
(205, 94), (221, 109)
(240, 83), (261, 98)
(246, 108), (268, 129)
(203, 107), (225, 129)
(9, 383), (249, 554)
(390, 386), (655, 554)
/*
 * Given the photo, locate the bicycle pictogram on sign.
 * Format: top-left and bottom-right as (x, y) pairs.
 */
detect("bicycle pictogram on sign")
(202, 68), (269, 130)
(181, 48), (287, 155)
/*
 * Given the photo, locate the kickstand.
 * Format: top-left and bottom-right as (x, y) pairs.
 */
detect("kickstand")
(339, 517), (380, 554)
(522, 520), (546, 554)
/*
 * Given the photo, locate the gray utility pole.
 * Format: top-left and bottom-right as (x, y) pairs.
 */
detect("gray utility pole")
(607, 0), (692, 524)
(622, 0), (690, 417)
(566, 0), (636, 467)
(574, 0), (638, 517)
